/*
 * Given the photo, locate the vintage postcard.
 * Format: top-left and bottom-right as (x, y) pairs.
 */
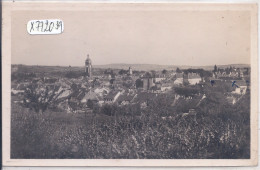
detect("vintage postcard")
(2, 2), (258, 167)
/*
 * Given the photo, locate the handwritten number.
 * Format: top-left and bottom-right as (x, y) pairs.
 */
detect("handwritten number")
(35, 21), (40, 31)
(41, 21), (43, 32)
(49, 22), (55, 32)
(35, 21), (44, 32)
(30, 22), (34, 32)
(56, 21), (62, 29)
(29, 20), (63, 34)
(44, 20), (49, 32)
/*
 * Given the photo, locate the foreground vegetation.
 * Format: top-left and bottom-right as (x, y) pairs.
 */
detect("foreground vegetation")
(11, 86), (250, 159)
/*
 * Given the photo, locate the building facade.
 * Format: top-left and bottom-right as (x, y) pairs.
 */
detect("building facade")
(143, 78), (154, 90)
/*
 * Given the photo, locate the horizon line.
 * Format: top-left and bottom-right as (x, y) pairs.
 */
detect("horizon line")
(11, 63), (251, 67)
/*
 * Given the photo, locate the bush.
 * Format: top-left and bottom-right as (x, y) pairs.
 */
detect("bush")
(174, 86), (200, 97)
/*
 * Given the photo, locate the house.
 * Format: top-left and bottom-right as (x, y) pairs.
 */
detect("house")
(92, 79), (101, 88)
(160, 82), (173, 91)
(16, 83), (30, 90)
(104, 90), (121, 103)
(232, 80), (248, 95)
(94, 87), (110, 97)
(111, 78), (124, 88)
(229, 71), (239, 78)
(32, 78), (41, 83)
(150, 84), (161, 93)
(154, 77), (166, 83)
(11, 89), (24, 95)
(154, 74), (166, 83)
(55, 89), (72, 101)
(100, 79), (111, 87)
(81, 90), (100, 103)
(58, 79), (72, 88)
(184, 73), (202, 85)
(117, 93), (137, 105)
(174, 73), (184, 85)
(142, 72), (154, 90)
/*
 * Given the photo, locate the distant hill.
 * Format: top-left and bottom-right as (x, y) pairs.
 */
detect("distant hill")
(94, 64), (177, 71)
(94, 63), (250, 71)
(12, 63), (250, 73)
(12, 65), (84, 73)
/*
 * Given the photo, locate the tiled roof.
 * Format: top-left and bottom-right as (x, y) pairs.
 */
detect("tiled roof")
(104, 90), (120, 100)
(81, 90), (99, 101)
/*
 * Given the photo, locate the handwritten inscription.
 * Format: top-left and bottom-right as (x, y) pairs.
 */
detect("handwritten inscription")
(27, 19), (64, 35)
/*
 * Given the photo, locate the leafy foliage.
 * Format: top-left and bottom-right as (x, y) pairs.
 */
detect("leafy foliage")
(119, 69), (128, 75)
(12, 72), (36, 82)
(174, 86), (200, 97)
(65, 71), (84, 79)
(162, 69), (168, 74)
(183, 68), (212, 78)
(23, 84), (57, 113)
(176, 67), (182, 73)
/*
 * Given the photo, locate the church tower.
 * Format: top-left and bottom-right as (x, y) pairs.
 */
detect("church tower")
(129, 66), (133, 75)
(85, 54), (92, 77)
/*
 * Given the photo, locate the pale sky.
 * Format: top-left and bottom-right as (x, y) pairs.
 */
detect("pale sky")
(12, 9), (251, 66)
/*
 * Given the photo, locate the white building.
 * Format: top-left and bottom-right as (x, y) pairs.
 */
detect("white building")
(104, 91), (121, 103)
(174, 73), (184, 85)
(187, 73), (202, 85)
(94, 87), (110, 97)
(231, 80), (248, 95)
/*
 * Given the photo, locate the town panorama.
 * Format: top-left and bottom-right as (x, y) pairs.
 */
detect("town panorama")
(11, 54), (250, 159)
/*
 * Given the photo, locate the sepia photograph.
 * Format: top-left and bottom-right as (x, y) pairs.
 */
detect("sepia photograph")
(2, 2), (258, 167)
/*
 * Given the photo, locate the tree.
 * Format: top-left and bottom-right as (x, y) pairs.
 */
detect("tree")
(135, 79), (143, 88)
(229, 66), (233, 72)
(71, 83), (79, 92)
(110, 78), (115, 85)
(151, 70), (156, 77)
(176, 67), (182, 73)
(162, 69), (168, 74)
(119, 69), (127, 75)
(225, 67), (231, 74)
(23, 84), (56, 113)
(87, 99), (94, 109)
(214, 65), (218, 72)
(65, 71), (83, 79)
(174, 86), (200, 97)
(11, 72), (36, 82)
(100, 104), (117, 116)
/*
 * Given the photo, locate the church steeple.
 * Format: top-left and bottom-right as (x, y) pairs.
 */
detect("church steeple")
(85, 54), (92, 77)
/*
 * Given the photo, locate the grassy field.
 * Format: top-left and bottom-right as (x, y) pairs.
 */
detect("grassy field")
(11, 93), (250, 159)
(11, 101), (112, 158)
